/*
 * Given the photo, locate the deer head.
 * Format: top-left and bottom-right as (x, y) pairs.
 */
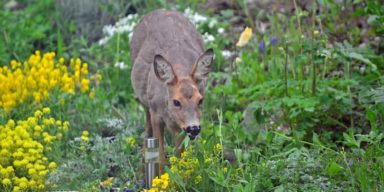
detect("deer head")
(153, 49), (214, 139)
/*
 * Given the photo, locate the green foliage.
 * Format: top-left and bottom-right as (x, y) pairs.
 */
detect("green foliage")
(0, 0), (56, 64)
(1, 0), (383, 191)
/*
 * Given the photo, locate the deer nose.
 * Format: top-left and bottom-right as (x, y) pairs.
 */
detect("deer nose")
(185, 125), (201, 137)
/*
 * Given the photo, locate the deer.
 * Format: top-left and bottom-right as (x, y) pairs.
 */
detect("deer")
(130, 9), (214, 172)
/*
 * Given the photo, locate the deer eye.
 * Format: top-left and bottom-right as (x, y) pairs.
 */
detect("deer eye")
(198, 98), (204, 106)
(173, 100), (181, 107)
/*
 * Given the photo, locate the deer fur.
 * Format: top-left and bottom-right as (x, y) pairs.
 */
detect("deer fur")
(130, 9), (214, 172)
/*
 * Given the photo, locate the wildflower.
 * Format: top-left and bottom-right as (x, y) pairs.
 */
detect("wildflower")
(81, 131), (90, 142)
(0, 109), (67, 191)
(235, 57), (242, 65)
(149, 173), (170, 191)
(99, 14), (138, 45)
(42, 107), (51, 114)
(313, 30), (319, 35)
(203, 32), (215, 43)
(48, 162), (57, 169)
(114, 62), (127, 69)
(89, 90), (95, 99)
(169, 156), (177, 164)
(259, 39), (265, 54)
(194, 175), (202, 184)
(183, 8), (207, 25)
(214, 143), (222, 153)
(270, 37), (279, 45)
(2, 178), (11, 185)
(208, 19), (218, 28)
(100, 177), (114, 187)
(126, 137), (136, 147)
(236, 27), (252, 47)
(0, 51), (94, 111)
(82, 130), (89, 137)
(217, 28), (225, 34)
(221, 50), (233, 59)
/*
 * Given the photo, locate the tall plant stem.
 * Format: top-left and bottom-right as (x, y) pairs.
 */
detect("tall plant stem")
(311, 5), (317, 96)
(284, 42), (289, 97)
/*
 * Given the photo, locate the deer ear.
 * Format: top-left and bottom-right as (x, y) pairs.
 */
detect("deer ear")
(154, 55), (176, 84)
(192, 48), (214, 82)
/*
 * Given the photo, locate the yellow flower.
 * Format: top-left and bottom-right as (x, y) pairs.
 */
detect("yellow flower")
(48, 162), (57, 169)
(89, 90), (95, 99)
(81, 136), (89, 142)
(126, 137), (136, 147)
(0, 51), (95, 111)
(194, 175), (202, 184)
(101, 177), (114, 186)
(160, 173), (169, 180)
(42, 107), (51, 114)
(13, 186), (21, 192)
(214, 143), (222, 155)
(0, 109), (68, 191)
(236, 27), (253, 47)
(82, 130), (89, 137)
(169, 156), (177, 164)
(2, 178), (11, 185)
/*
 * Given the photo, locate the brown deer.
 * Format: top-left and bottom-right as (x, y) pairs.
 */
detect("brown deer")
(130, 9), (214, 171)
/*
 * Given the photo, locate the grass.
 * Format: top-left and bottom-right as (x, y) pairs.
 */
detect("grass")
(0, 0), (383, 191)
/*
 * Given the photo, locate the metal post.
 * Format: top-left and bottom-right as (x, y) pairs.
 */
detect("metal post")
(144, 137), (159, 189)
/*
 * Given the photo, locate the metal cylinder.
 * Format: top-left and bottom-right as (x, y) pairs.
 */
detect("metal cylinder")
(145, 137), (159, 149)
(144, 137), (159, 189)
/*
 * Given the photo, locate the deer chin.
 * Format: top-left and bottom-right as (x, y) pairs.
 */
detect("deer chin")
(186, 133), (198, 140)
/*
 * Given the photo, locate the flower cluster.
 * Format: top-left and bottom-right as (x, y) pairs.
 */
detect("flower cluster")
(99, 177), (114, 190)
(98, 14), (139, 45)
(0, 108), (69, 191)
(81, 131), (89, 142)
(0, 51), (92, 111)
(126, 137), (136, 147)
(169, 147), (199, 182)
(183, 8), (222, 44)
(146, 173), (170, 192)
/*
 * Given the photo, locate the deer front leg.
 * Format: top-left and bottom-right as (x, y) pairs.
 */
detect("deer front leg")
(150, 111), (165, 174)
(136, 108), (153, 178)
(145, 108), (153, 137)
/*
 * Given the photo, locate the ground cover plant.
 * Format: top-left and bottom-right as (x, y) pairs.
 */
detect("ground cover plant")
(0, 0), (383, 191)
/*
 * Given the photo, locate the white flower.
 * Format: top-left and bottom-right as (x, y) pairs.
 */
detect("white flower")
(183, 7), (207, 25)
(235, 57), (242, 64)
(221, 50), (232, 59)
(97, 118), (124, 129)
(98, 36), (111, 45)
(98, 14), (138, 45)
(208, 19), (218, 28)
(114, 62), (127, 69)
(218, 28), (225, 34)
(203, 32), (215, 43)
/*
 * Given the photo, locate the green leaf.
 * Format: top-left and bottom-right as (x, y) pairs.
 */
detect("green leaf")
(326, 162), (344, 177)
(366, 109), (377, 132)
(57, 29), (64, 57)
(312, 132), (323, 146)
(342, 132), (360, 148)
(346, 52), (377, 71)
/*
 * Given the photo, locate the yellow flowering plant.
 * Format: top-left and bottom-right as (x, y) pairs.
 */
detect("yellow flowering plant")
(145, 173), (170, 192)
(0, 108), (69, 191)
(236, 27), (253, 47)
(0, 51), (96, 112)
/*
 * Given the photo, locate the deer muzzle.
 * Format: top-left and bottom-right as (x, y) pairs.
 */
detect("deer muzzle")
(185, 125), (201, 140)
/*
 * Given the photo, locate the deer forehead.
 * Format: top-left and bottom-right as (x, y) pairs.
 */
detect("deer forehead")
(174, 78), (201, 100)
